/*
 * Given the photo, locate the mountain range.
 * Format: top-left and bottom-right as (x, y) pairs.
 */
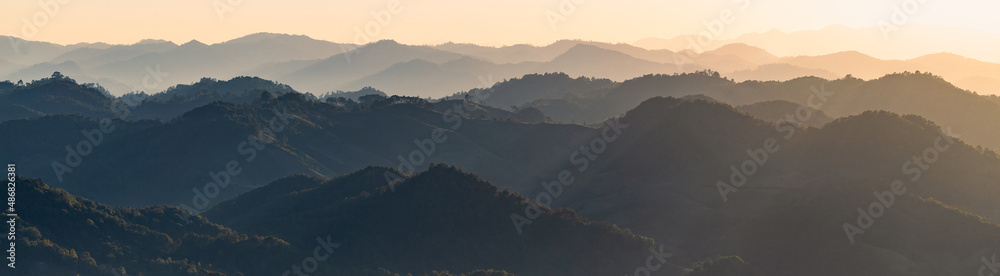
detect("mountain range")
(3, 70), (1000, 275)
(9, 166), (669, 275)
(634, 24), (1000, 64)
(5, 27), (1000, 98)
(457, 71), (1000, 152)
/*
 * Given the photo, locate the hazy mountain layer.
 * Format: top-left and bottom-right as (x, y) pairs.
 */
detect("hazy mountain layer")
(547, 97), (1000, 275)
(5, 73), (1000, 275)
(468, 71), (1000, 151)
(7, 30), (1000, 98)
(0, 87), (580, 207)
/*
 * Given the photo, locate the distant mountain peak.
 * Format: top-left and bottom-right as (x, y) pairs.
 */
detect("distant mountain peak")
(179, 39), (208, 47)
(712, 43), (766, 52)
(550, 39), (589, 46)
(66, 42), (112, 49)
(134, 39), (173, 45)
(816, 50), (878, 61)
(223, 32), (316, 44)
(912, 52), (970, 62)
(560, 43), (625, 57)
(352, 39), (404, 51)
(374, 39), (400, 44)
(706, 43), (776, 58)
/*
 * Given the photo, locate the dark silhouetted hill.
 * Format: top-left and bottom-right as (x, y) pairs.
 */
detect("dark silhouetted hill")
(550, 96), (1000, 276)
(204, 165), (659, 276)
(130, 76), (299, 120)
(0, 72), (118, 121)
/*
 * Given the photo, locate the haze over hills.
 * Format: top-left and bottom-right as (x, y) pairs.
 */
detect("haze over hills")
(462, 71), (1000, 151)
(0, 73), (300, 122)
(5, 19), (1000, 275)
(6, 0), (1000, 274)
(0, 79), (587, 207)
(6, 71), (1000, 207)
(5, 27), (1000, 98)
(634, 24), (1000, 63)
(548, 96), (1000, 275)
(6, 73), (1000, 275)
(1, 33), (353, 95)
(431, 40), (678, 64)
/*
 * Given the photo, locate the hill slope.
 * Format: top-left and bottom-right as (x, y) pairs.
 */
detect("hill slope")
(204, 165), (662, 276)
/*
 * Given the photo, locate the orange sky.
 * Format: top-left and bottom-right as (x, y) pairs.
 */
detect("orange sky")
(3, 0), (1000, 47)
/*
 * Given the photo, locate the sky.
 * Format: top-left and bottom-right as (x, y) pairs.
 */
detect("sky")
(3, 0), (1000, 46)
